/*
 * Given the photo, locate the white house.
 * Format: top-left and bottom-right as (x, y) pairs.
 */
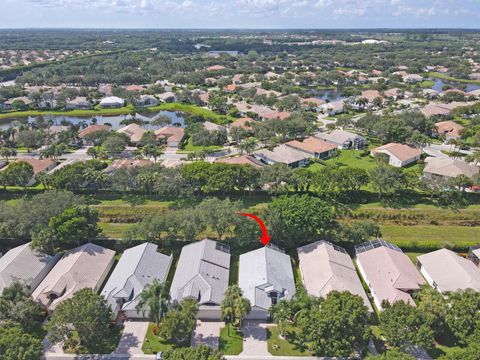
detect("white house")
(371, 143), (422, 167)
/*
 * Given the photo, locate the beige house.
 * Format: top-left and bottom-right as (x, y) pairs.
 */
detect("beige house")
(371, 143), (422, 167)
(434, 120), (464, 140)
(285, 137), (337, 160)
(355, 240), (426, 310)
(423, 157), (479, 181)
(417, 249), (480, 294)
(297, 241), (373, 311)
(32, 243), (115, 311)
(117, 123), (147, 144)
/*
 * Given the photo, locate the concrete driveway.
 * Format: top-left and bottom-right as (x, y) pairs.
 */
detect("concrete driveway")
(191, 320), (224, 349)
(240, 321), (269, 356)
(115, 320), (149, 355)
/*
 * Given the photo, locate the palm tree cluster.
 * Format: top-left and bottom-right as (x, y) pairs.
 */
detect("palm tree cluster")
(221, 285), (251, 334)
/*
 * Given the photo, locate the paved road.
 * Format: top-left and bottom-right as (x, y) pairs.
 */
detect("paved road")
(423, 143), (473, 159)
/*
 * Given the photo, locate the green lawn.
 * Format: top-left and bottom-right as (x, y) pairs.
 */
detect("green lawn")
(99, 222), (135, 239)
(267, 325), (313, 356)
(219, 324), (243, 355)
(142, 323), (189, 354)
(180, 137), (223, 153)
(326, 150), (378, 170)
(380, 225), (480, 249)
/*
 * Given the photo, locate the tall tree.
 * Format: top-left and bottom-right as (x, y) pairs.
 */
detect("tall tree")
(135, 280), (170, 326)
(47, 289), (113, 352)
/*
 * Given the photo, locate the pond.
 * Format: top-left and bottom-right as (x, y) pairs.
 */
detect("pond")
(0, 110), (186, 130)
(310, 88), (345, 102)
(429, 77), (480, 93)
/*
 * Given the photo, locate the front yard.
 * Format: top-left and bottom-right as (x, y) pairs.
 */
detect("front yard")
(219, 324), (243, 355)
(142, 323), (190, 354)
(267, 324), (313, 356)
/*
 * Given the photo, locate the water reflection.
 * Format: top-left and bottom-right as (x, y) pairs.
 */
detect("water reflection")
(0, 110), (186, 130)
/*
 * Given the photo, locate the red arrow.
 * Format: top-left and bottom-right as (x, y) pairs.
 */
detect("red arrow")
(238, 213), (271, 246)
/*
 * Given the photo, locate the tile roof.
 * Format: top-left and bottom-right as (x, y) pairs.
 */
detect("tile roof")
(254, 144), (309, 165)
(79, 125), (111, 138)
(355, 240), (425, 308)
(424, 157), (479, 179)
(101, 243), (172, 315)
(239, 246), (296, 311)
(418, 249), (480, 293)
(170, 239), (230, 306)
(371, 143), (421, 162)
(32, 243), (115, 311)
(286, 137), (337, 155)
(0, 243), (59, 293)
(297, 241), (372, 311)
(17, 158), (56, 175)
(117, 123), (147, 143)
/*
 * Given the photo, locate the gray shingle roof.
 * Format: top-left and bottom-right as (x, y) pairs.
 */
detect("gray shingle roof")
(170, 239), (230, 306)
(101, 243), (172, 315)
(0, 242), (59, 294)
(239, 246), (296, 311)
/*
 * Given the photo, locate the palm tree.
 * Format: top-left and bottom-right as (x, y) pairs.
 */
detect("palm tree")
(135, 280), (170, 326)
(142, 144), (163, 163)
(0, 147), (16, 163)
(238, 138), (257, 155)
(221, 285), (251, 334)
(270, 299), (292, 338)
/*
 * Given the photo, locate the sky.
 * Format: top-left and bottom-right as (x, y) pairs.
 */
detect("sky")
(0, 0), (479, 29)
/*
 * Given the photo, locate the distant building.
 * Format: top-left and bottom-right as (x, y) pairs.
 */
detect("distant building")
(65, 96), (93, 110)
(371, 143), (422, 167)
(315, 130), (366, 150)
(79, 124), (111, 139)
(254, 144), (310, 168)
(285, 137), (337, 160)
(134, 95), (159, 108)
(117, 123), (147, 144)
(99, 96), (125, 108)
(423, 157), (479, 181)
(434, 120), (464, 140)
(215, 155), (264, 168)
(154, 126), (185, 148)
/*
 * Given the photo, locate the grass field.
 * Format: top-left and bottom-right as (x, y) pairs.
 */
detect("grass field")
(380, 224), (480, 249)
(219, 324), (243, 355)
(267, 325), (312, 356)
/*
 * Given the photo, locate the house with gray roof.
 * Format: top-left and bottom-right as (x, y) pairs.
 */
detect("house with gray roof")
(239, 245), (296, 320)
(0, 242), (60, 294)
(315, 130), (367, 150)
(169, 239), (230, 320)
(101, 243), (172, 319)
(254, 144), (310, 168)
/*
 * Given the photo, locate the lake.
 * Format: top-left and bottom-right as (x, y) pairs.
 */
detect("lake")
(0, 110), (186, 130)
(311, 88), (345, 102)
(430, 77), (480, 93)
